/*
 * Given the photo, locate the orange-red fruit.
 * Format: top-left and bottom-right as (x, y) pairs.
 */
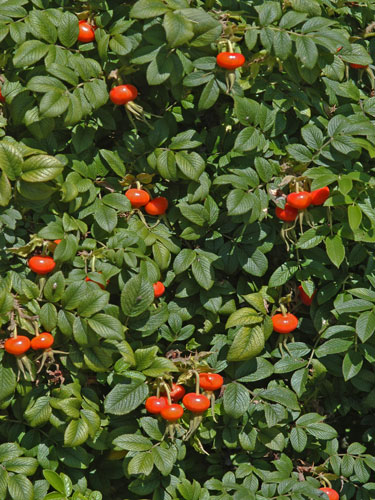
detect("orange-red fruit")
(349, 63), (368, 69)
(145, 197), (168, 216)
(182, 393), (210, 413)
(54, 239), (62, 244)
(286, 191), (312, 210)
(319, 488), (339, 500)
(160, 404), (184, 421)
(31, 332), (54, 350)
(275, 204), (298, 222)
(77, 20), (95, 43)
(145, 396), (168, 415)
(109, 84), (138, 105)
(0, 89), (5, 103)
(161, 383), (186, 402)
(125, 188), (150, 208)
(28, 256), (56, 275)
(298, 285), (316, 306)
(216, 52), (245, 70)
(4, 336), (31, 356)
(199, 373), (224, 391)
(153, 281), (165, 298)
(272, 313), (299, 334)
(311, 186), (330, 206)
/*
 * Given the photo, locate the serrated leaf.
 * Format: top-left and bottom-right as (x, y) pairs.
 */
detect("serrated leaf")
(121, 274), (154, 317)
(223, 382), (250, 418)
(104, 373), (148, 414)
(227, 326), (265, 362)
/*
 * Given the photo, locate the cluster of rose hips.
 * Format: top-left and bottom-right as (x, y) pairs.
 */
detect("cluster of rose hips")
(145, 372), (223, 424)
(125, 188), (168, 216)
(276, 186), (330, 222)
(28, 241), (165, 299)
(4, 332), (54, 356)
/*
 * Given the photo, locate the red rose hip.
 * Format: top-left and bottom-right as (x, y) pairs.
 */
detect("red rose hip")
(286, 191), (312, 210)
(160, 404), (184, 421)
(109, 85), (138, 105)
(77, 20), (95, 43)
(31, 332), (54, 350)
(311, 186), (330, 205)
(199, 373), (224, 391)
(28, 256), (56, 275)
(216, 52), (245, 70)
(125, 188), (150, 208)
(182, 393), (210, 413)
(4, 336), (31, 356)
(319, 488), (339, 500)
(272, 313), (298, 334)
(153, 281), (165, 298)
(275, 204), (298, 222)
(145, 197), (168, 216)
(145, 396), (168, 414)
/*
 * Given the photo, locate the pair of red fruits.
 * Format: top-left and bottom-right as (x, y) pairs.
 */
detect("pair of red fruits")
(146, 373), (223, 422)
(125, 188), (168, 216)
(276, 186), (330, 222)
(4, 332), (54, 356)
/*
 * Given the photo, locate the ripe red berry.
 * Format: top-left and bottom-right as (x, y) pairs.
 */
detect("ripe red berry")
(349, 62), (368, 69)
(160, 404), (184, 421)
(310, 186), (330, 206)
(161, 383), (185, 402)
(182, 393), (210, 413)
(286, 191), (312, 210)
(145, 396), (168, 415)
(199, 373), (224, 391)
(4, 336), (31, 356)
(272, 313), (298, 334)
(216, 52), (245, 70)
(144, 197), (168, 216)
(31, 332), (54, 350)
(28, 256), (56, 275)
(153, 281), (165, 298)
(109, 85), (138, 105)
(0, 88), (5, 103)
(77, 20), (96, 43)
(53, 239), (62, 245)
(319, 488), (339, 500)
(125, 188), (150, 208)
(275, 204), (298, 222)
(298, 285), (316, 306)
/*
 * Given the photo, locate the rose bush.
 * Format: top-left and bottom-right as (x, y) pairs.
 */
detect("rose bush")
(0, 0), (375, 499)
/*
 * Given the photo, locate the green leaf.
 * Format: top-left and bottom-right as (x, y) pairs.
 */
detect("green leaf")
(223, 382), (250, 418)
(28, 10), (57, 43)
(191, 254), (214, 290)
(53, 235), (79, 263)
(315, 339), (353, 357)
(273, 30), (292, 59)
(13, 40), (49, 68)
(39, 303), (57, 331)
(296, 36), (318, 68)
(175, 151), (205, 180)
(24, 396), (51, 427)
(3, 457), (38, 476)
(305, 422), (337, 440)
(109, 34), (133, 56)
(58, 11), (79, 47)
(130, 0), (171, 18)
(121, 274), (154, 317)
(234, 127), (260, 152)
(0, 443), (22, 462)
(152, 446), (176, 476)
(21, 155), (64, 183)
(163, 11), (194, 47)
(112, 434), (153, 451)
(104, 373), (148, 414)
(261, 387), (300, 410)
(39, 90), (70, 118)
(43, 471), (65, 495)
(342, 350), (363, 381)
(7, 474), (34, 500)
(325, 234), (345, 268)
(226, 189), (254, 216)
(226, 308), (263, 328)
(0, 142), (23, 180)
(99, 149), (126, 177)
(227, 326), (265, 362)
(268, 261), (299, 287)
(348, 204), (362, 231)
(356, 310), (375, 342)
(88, 314), (124, 341)
(94, 202), (117, 233)
(0, 363), (16, 401)
(290, 427), (307, 452)
(198, 79), (219, 111)
(64, 418), (89, 447)
(128, 451), (154, 476)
